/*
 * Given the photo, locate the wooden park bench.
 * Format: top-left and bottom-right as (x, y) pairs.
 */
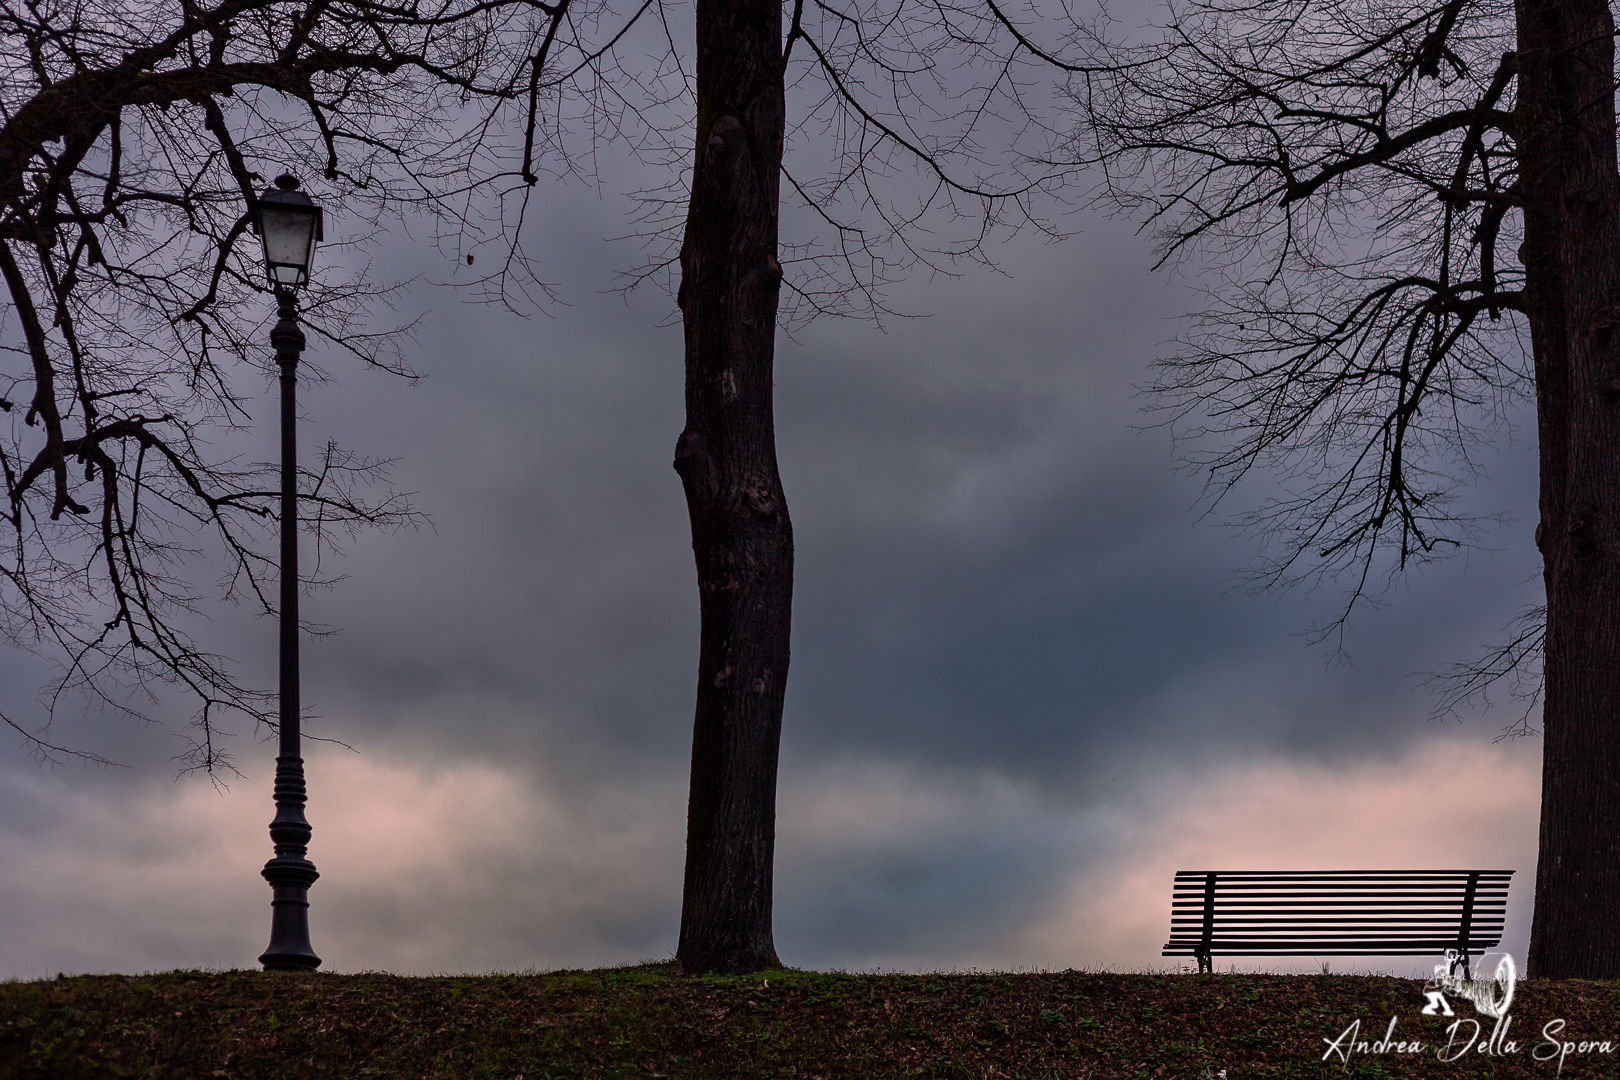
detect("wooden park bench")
(1162, 870), (1514, 975)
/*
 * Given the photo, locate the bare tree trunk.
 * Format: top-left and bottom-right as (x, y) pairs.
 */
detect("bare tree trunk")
(1519, 0), (1620, 979)
(671, 0), (791, 975)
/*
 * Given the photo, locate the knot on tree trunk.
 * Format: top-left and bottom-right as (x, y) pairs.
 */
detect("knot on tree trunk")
(706, 115), (745, 160)
(673, 429), (719, 503)
(742, 476), (779, 518)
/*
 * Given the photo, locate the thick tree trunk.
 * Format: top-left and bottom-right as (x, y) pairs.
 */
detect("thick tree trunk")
(1518, 0), (1620, 978)
(671, 0), (791, 974)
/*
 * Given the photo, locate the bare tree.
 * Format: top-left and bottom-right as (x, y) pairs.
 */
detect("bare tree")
(1, 0), (1089, 972)
(1064, 0), (1620, 976)
(0, 0), (673, 774)
(667, 0), (1097, 971)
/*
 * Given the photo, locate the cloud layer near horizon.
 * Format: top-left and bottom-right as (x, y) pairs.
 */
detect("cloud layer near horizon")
(0, 735), (1537, 978)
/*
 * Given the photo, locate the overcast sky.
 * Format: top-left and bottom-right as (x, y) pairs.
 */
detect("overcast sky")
(0, 14), (1547, 978)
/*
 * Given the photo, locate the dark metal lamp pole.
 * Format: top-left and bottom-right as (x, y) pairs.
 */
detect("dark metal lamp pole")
(251, 174), (325, 972)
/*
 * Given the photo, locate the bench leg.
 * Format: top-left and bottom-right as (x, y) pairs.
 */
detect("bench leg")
(1194, 946), (1212, 974)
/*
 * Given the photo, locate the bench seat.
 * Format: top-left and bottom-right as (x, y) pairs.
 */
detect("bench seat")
(1161, 869), (1513, 974)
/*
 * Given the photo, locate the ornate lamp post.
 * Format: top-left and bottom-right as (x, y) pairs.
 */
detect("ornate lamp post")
(251, 174), (324, 972)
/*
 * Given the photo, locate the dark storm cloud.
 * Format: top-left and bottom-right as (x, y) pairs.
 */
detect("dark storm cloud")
(0, 117), (1547, 976)
(278, 190), (1544, 789)
(769, 235), (1544, 786)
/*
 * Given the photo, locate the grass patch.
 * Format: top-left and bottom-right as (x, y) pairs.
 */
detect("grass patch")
(5, 964), (1620, 1077)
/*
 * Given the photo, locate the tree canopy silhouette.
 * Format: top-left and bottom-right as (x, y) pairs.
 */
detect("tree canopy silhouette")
(1064, 0), (1620, 977)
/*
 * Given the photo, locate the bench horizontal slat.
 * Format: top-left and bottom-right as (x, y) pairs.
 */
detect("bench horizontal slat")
(1172, 870), (1513, 879)
(1170, 919), (1506, 928)
(1172, 893), (1509, 900)
(1165, 941), (1494, 945)
(1171, 913), (1505, 920)
(1169, 933), (1506, 940)
(1159, 939), (1496, 945)
(1162, 869), (1514, 970)
(1172, 899), (1506, 907)
(1166, 945), (1490, 952)
(1165, 931), (1506, 939)
(1172, 890), (1508, 898)
(1171, 909), (1505, 917)
(1171, 913), (1507, 920)
(1173, 887), (1508, 895)
(1168, 933), (1506, 940)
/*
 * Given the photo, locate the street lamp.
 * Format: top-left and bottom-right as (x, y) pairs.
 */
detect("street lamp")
(251, 174), (324, 972)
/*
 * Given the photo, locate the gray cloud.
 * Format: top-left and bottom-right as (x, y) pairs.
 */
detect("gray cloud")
(0, 129), (1547, 977)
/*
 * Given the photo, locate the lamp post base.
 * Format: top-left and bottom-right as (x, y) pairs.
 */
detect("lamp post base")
(260, 856), (321, 971)
(260, 753), (321, 971)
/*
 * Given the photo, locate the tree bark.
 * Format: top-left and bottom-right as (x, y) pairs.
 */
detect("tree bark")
(671, 0), (791, 974)
(1519, 0), (1620, 978)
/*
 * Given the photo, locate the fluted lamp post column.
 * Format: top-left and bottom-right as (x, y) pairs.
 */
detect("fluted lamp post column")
(251, 174), (325, 972)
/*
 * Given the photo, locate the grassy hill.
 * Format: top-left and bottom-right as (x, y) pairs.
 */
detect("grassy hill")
(5, 964), (1620, 1078)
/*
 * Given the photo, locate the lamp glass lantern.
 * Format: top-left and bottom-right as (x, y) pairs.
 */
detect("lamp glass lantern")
(252, 175), (323, 288)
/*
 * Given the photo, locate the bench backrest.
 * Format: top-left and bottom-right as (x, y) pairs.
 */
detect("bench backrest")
(1163, 870), (1513, 957)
